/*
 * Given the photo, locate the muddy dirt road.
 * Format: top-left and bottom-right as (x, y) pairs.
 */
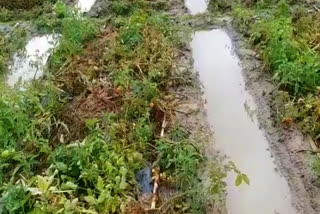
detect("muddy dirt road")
(191, 29), (296, 214)
(184, 0), (320, 213)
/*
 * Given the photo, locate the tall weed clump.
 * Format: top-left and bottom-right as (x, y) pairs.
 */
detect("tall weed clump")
(0, 91), (29, 149)
(256, 16), (320, 94)
(50, 3), (98, 72)
(238, 1), (320, 95)
(0, 1), (229, 213)
(0, 82), (63, 193)
(230, 0), (320, 177)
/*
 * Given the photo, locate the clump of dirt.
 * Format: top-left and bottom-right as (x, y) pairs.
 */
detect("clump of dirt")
(55, 28), (116, 95)
(60, 85), (122, 141)
(52, 29), (120, 143)
(126, 202), (146, 214)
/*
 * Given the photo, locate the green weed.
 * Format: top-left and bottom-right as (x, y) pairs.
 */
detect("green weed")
(50, 4), (98, 71)
(232, 1), (320, 95)
(112, 0), (134, 16)
(0, 91), (29, 149)
(0, 1), (229, 213)
(0, 1), (56, 22)
(157, 139), (204, 189)
(229, 0), (320, 177)
(232, 5), (254, 35)
(209, 0), (235, 11)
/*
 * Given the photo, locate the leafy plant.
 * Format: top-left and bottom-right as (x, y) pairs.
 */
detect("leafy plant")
(50, 7), (98, 71)
(0, 1), (231, 213)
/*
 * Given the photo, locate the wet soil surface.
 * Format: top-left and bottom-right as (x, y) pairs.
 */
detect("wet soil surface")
(214, 20), (320, 213)
(7, 34), (59, 87)
(192, 29), (296, 214)
(171, 41), (227, 214)
(232, 26), (320, 213)
(177, 0), (320, 213)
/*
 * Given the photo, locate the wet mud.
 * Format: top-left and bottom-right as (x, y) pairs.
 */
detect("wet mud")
(7, 34), (59, 87)
(191, 29), (296, 214)
(5, 0), (99, 88)
(181, 0), (320, 213)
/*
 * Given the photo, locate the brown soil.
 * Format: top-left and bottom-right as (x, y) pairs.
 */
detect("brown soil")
(51, 28), (121, 144)
(55, 28), (116, 95)
(0, 0), (48, 9)
(60, 86), (122, 141)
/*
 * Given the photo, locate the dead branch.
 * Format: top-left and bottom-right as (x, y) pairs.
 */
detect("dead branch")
(174, 109), (190, 115)
(308, 137), (320, 159)
(151, 167), (160, 209)
(293, 137), (320, 158)
(158, 193), (186, 214)
(294, 149), (320, 154)
(160, 115), (167, 138)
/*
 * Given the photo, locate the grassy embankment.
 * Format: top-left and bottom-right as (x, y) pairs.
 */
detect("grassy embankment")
(210, 0), (320, 175)
(0, 0), (59, 75)
(0, 1), (237, 213)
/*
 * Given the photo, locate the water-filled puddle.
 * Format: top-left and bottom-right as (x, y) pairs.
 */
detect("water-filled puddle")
(7, 34), (59, 87)
(77, 0), (97, 12)
(191, 29), (296, 214)
(184, 0), (208, 15)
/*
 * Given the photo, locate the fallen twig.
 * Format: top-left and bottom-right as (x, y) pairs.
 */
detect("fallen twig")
(174, 109), (191, 115)
(136, 64), (147, 80)
(160, 114), (167, 137)
(151, 167), (160, 209)
(294, 149), (320, 154)
(314, 5), (320, 12)
(150, 115), (167, 210)
(158, 193), (186, 214)
(308, 137), (320, 159)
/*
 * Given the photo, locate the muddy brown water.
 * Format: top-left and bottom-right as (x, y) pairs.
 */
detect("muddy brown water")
(7, 34), (59, 87)
(191, 29), (297, 214)
(6, 1), (97, 87)
(77, 0), (97, 12)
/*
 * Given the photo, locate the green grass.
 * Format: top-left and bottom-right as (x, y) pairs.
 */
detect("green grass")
(49, 3), (98, 72)
(232, 1), (320, 95)
(0, 1), (229, 213)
